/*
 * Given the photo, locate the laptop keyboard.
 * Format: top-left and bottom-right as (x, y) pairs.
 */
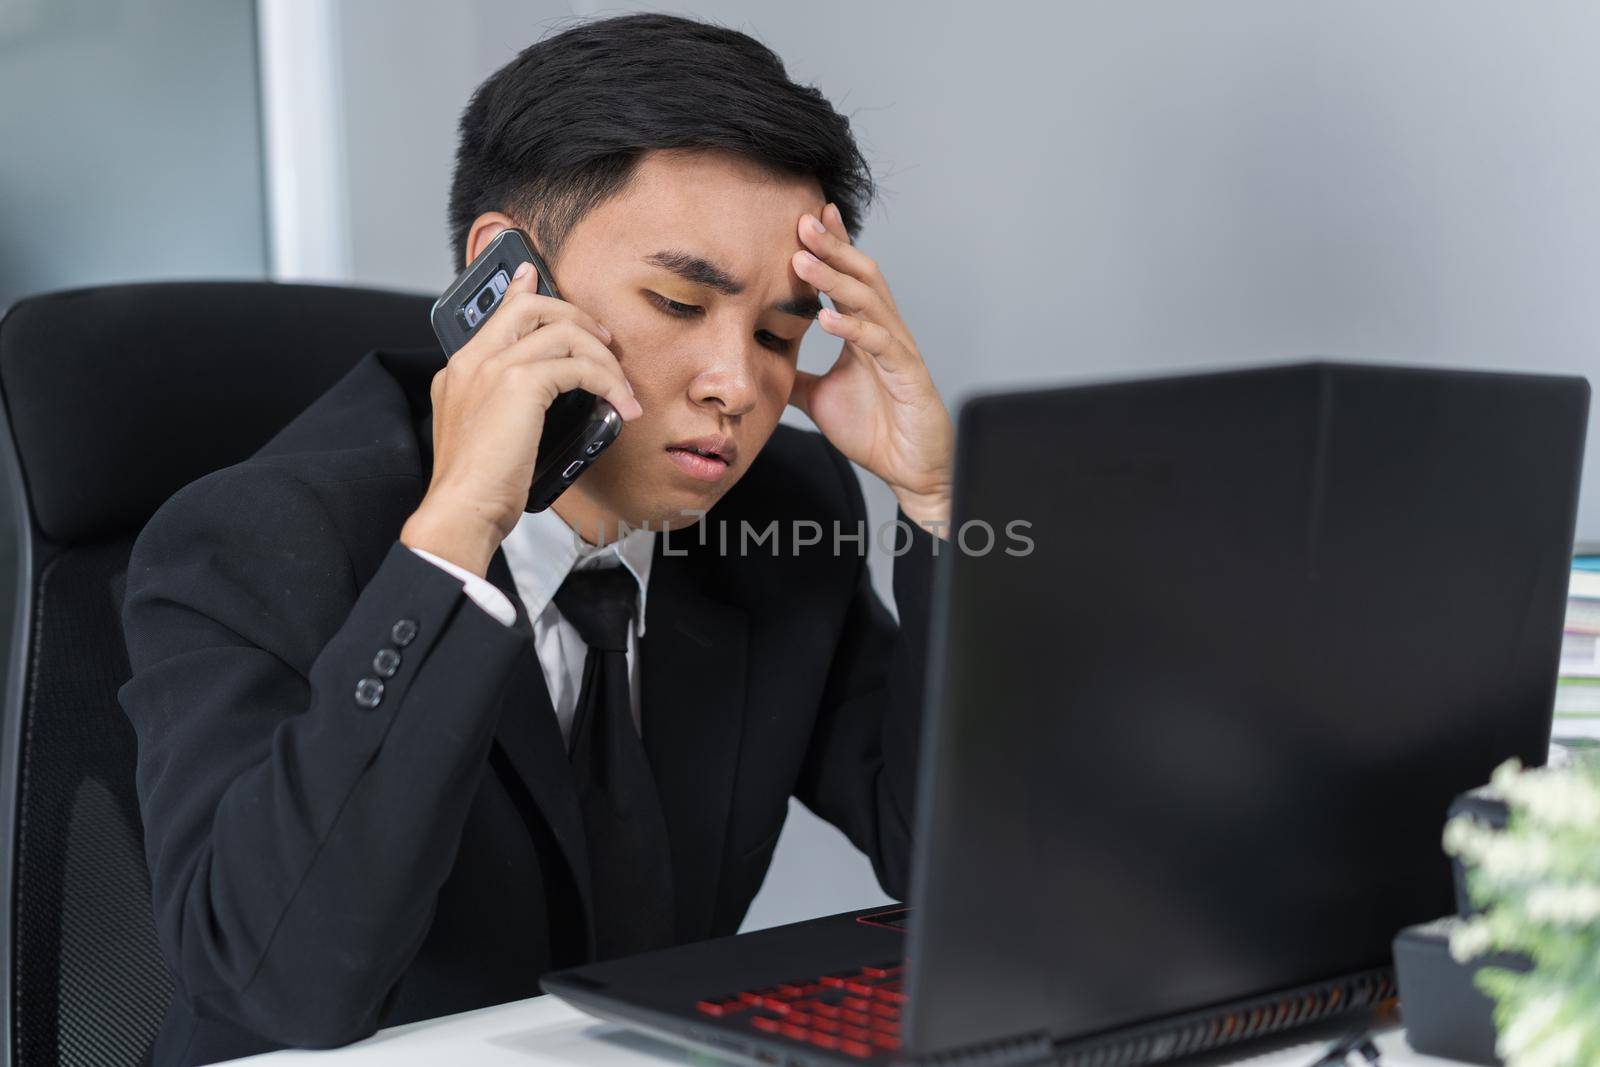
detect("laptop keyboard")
(696, 960), (906, 1059)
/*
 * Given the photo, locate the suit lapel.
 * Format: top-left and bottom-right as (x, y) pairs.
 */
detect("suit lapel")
(483, 536), (597, 957)
(641, 541), (749, 942)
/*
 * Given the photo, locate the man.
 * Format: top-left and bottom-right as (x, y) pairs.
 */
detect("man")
(119, 12), (954, 1066)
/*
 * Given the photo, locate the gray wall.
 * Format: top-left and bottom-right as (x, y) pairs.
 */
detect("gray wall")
(324, 0), (1600, 928)
(0, 0), (268, 308)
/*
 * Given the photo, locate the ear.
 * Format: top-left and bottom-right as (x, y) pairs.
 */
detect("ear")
(464, 211), (521, 267)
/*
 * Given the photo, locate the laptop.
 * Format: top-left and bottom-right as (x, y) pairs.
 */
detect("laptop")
(543, 362), (1588, 1067)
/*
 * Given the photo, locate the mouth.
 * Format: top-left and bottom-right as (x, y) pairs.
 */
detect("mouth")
(664, 435), (737, 483)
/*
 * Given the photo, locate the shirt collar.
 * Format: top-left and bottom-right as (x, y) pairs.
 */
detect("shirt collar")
(498, 506), (656, 635)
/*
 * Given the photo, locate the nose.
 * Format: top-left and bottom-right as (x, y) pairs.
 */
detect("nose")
(687, 336), (760, 418)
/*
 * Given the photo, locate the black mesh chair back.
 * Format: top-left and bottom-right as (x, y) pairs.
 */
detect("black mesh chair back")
(0, 282), (434, 1066)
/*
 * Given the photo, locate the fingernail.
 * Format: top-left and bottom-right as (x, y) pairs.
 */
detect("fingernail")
(805, 214), (826, 235)
(796, 250), (820, 267)
(598, 322), (613, 342)
(513, 262), (532, 279)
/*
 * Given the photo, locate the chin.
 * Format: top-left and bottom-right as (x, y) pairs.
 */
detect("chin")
(629, 485), (733, 531)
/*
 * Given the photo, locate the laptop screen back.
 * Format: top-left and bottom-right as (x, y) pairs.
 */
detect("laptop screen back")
(903, 363), (1587, 1053)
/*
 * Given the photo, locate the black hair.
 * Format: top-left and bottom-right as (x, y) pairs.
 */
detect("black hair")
(447, 12), (875, 268)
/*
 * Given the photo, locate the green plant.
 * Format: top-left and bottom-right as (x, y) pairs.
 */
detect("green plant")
(1442, 756), (1600, 1067)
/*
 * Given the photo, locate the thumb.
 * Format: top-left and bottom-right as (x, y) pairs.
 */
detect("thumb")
(788, 369), (820, 418)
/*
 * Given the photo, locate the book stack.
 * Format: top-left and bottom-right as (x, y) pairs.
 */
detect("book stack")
(1554, 556), (1600, 742)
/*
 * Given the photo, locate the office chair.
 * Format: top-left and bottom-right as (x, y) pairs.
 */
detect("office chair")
(0, 281), (435, 1066)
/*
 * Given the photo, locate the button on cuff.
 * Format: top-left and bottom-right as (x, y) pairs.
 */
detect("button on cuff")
(372, 647), (401, 678)
(354, 676), (385, 708)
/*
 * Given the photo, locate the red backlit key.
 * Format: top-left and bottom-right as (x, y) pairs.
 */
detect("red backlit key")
(762, 998), (793, 1014)
(842, 1010), (871, 1027)
(842, 996), (872, 1012)
(845, 980), (877, 996)
(738, 991), (766, 1006)
(841, 1024), (873, 1042)
(752, 1016), (781, 1033)
(812, 1018), (842, 1035)
(819, 974), (850, 988)
(862, 963), (903, 979)
(813, 1003), (842, 1019)
(870, 1016), (900, 1034)
(871, 1032), (901, 1051)
(840, 1039), (874, 1058)
(871, 1003), (899, 1020)
(809, 1032), (840, 1050)
(782, 1024), (809, 1041)
(777, 982), (808, 997)
(697, 999), (738, 1016)
(789, 1013), (814, 1029)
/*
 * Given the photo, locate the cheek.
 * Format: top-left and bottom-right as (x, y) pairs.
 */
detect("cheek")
(754, 360), (796, 422)
(610, 315), (687, 402)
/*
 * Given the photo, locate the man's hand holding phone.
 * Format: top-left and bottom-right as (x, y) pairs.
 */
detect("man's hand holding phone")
(401, 260), (643, 577)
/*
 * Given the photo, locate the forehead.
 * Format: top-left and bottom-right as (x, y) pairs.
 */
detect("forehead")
(575, 149), (825, 283)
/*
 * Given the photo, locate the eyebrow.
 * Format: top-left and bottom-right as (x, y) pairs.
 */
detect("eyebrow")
(644, 249), (823, 320)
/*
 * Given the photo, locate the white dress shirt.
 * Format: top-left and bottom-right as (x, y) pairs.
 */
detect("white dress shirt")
(409, 508), (656, 746)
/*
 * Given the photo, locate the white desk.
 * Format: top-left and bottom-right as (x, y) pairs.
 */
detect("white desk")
(225, 994), (1473, 1067)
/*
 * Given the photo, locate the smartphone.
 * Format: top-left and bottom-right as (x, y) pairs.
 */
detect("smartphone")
(429, 228), (622, 513)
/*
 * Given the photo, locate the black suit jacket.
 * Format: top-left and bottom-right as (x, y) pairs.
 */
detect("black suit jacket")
(118, 346), (934, 1066)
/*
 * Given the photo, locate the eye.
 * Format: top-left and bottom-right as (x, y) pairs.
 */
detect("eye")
(756, 330), (795, 354)
(645, 291), (702, 318)
(648, 291), (794, 354)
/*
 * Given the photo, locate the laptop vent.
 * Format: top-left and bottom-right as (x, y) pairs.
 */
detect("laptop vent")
(1053, 968), (1397, 1067)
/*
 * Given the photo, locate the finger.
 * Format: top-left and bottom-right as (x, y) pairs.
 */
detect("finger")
(822, 201), (848, 240)
(490, 289), (611, 348)
(792, 248), (919, 360)
(521, 349), (643, 423)
(791, 248), (882, 318)
(509, 257), (541, 292)
(497, 318), (621, 374)
(497, 321), (643, 420)
(492, 257), (544, 319)
(823, 201), (901, 318)
(788, 368), (820, 417)
(798, 208), (900, 315)
(444, 263), (540, 368)
(817, 306), (918, 375)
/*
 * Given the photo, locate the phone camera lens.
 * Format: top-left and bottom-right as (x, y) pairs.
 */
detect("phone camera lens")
(476, 288), (496, 313)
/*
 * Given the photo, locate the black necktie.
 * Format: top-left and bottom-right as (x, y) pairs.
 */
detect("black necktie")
(553, 565), (677, 961)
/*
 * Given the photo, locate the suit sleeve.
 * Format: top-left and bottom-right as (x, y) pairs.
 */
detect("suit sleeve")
(118, 465), (529, 1048)
(409, 545), (517, 625)
(791, 448), (939, 902)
